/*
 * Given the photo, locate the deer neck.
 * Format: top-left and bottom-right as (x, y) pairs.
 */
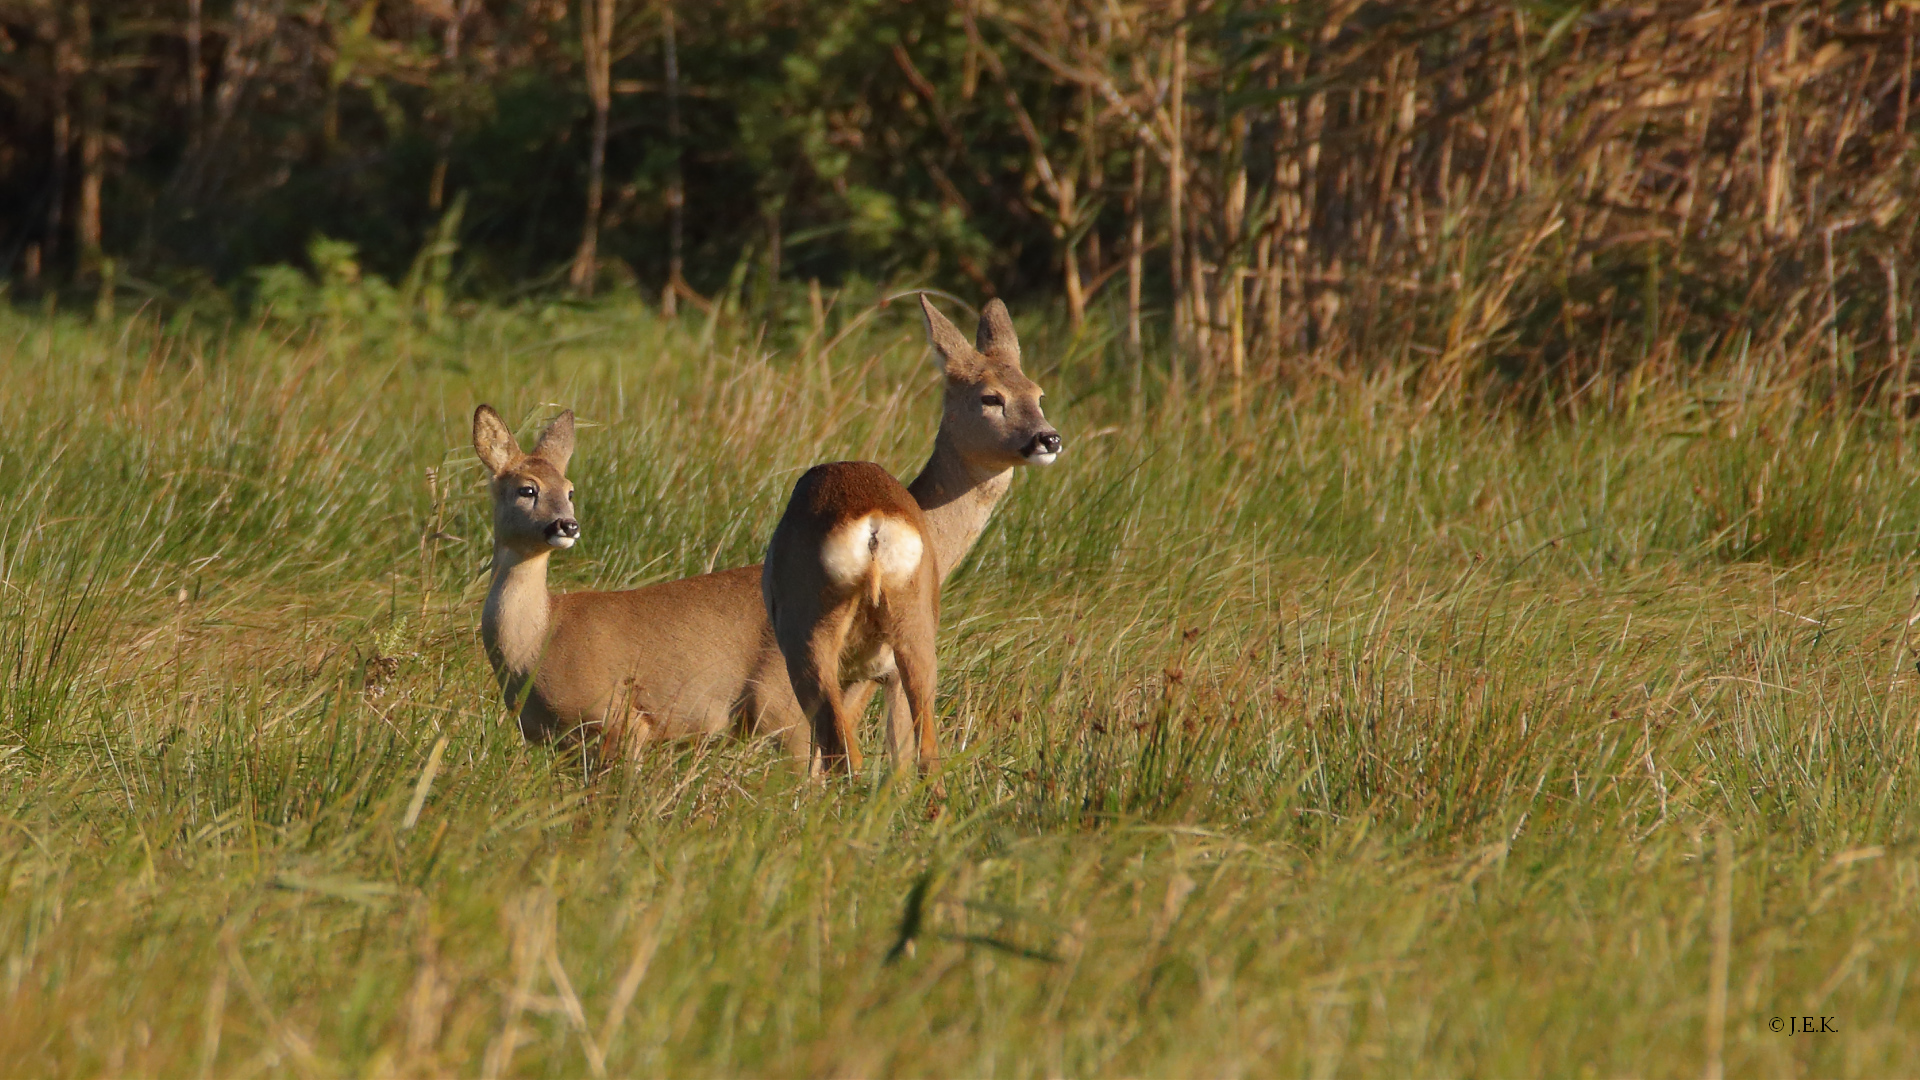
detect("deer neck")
(482, 544), (555, 685)
(907, 431), (1014, 581)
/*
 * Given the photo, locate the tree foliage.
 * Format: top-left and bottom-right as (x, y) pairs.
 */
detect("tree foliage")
(5, 1), (1920, 397)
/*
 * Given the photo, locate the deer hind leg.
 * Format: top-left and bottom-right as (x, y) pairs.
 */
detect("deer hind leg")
(785, 651), (847, 777)
(880, 590), (940, 776)
(785, 610), (864, 777)
(833, 677), (879, 761)
(896, 644), (938, 775)
(773, 588), (854, 777)
(774, 709), (812, 766)
(881, 675), (913, 776)
(748, 647), (814, 766)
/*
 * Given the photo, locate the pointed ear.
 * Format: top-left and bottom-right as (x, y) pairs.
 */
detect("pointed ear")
(531, 410), (575, 472)
(920, 294), (983, 380)
(974, 298), (1021, 367)
(473, 404), (520, 476)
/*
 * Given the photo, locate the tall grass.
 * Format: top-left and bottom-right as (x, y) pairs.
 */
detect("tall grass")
(3, 298), (1919, 1075)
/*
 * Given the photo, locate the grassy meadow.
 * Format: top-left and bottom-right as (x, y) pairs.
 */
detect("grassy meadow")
(5, 295), (1920, 1077)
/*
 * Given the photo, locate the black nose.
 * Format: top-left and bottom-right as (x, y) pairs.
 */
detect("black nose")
(548, 519), (580, 539)
(1027, 431), (1063, 456)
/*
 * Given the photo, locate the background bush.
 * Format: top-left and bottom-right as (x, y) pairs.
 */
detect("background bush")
(7, 1), (1920, 405)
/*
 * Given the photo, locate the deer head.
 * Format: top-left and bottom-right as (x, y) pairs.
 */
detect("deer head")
(920, 296), (1063, 471)
(473, 405), (580, 555)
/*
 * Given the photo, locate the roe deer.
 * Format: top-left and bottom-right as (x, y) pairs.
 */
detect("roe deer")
(762, 462), (939, 776)
(474, 406), (667, 743)
(474, 295), (1060, 758)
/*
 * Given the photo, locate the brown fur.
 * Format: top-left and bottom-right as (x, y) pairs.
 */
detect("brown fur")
(762, 462), (938, 776)
(473, 295), (1061, 762)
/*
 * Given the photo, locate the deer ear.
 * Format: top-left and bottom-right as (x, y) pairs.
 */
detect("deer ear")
(974, 298), (1021, 367)
(473, 405), (521, 476)
(531, 410), (575, 472)
(920, 294), (984, 380)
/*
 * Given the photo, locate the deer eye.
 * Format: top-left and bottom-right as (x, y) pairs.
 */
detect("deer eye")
(516, 485), (537, 500)
(981, 393), (1005, 408)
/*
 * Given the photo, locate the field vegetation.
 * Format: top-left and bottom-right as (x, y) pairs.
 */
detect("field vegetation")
(8, 2), (1920, 1072)
(10, 1), (1920, 400)
(4, 292), (1920, 1076)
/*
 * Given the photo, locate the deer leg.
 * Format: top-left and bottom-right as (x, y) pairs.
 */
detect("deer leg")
(751, 648), (813, 766)
(833, 678), (878, 771)
(803, 618), (865, 776)
(755, 681), (810, 768)
(888, 611), (940, 776)
(880, 674), (914, 776)
(784, 654), (848, 777)
(787, 653), (856, 768)
(775, 712), (812, 766)
(787, 684), (828, 777)
(774, 598), (861, 777)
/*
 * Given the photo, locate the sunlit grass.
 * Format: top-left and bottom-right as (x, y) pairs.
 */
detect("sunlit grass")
(3, 297), (1919, 1076)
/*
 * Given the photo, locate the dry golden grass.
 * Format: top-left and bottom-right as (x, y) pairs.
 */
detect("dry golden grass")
(3, 298), (1920, 1075)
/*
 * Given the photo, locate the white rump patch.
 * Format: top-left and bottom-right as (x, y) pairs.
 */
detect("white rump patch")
(822, 513), (924, 591)
(869, 516), (924, 584)
(820, 517), (872, 587)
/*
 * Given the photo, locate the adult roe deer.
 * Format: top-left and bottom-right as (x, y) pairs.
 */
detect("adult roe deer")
(763, 462), (939, 777)
(474, 295), (1061, 758)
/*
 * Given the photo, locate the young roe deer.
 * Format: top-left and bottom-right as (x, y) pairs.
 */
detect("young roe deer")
(474, 405), (659, 742)
(473, 295), (1061, 757)
(763, 462), (939, 776)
